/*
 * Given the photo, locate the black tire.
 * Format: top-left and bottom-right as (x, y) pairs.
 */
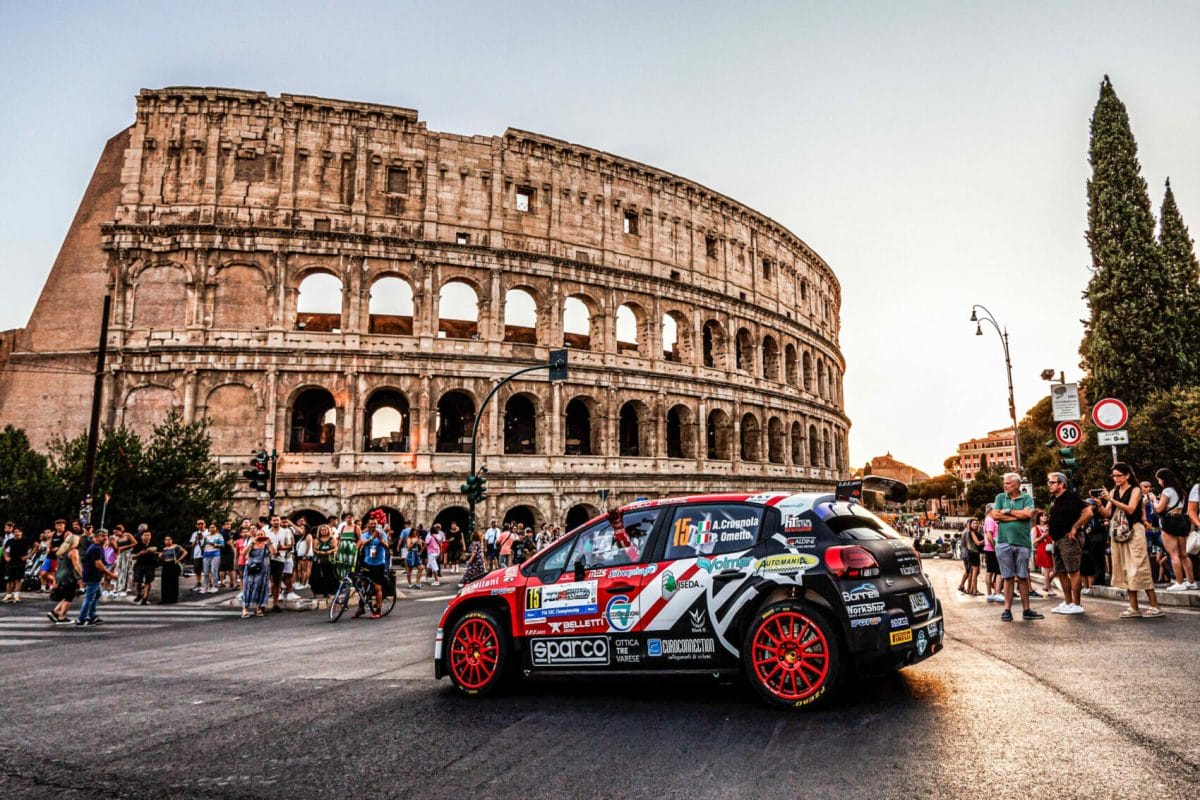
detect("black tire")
(445, 609), (510, 697)
(380, 592), (397, 617)
(329, 580), (351, 622)
(741, 600), (841, 710)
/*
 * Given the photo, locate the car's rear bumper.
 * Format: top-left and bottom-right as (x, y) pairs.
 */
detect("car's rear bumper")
(432, 627), (445, 679)
(849, 598), (945, 675)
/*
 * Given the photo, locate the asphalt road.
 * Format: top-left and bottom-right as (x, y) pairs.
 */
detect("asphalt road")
(2, 559), (1198, 800)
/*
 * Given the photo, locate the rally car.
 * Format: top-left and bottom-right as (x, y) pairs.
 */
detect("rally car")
(433, 479), (943, 709)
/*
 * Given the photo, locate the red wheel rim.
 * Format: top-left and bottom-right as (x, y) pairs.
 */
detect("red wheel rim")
(449, 618), (500, 690)
(750, 610), (829, 702)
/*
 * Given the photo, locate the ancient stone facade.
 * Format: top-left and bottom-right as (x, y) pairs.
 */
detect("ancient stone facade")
(0, 87), (850, 531)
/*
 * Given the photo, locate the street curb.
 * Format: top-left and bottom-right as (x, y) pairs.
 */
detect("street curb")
(1083, 584), (1200, 608)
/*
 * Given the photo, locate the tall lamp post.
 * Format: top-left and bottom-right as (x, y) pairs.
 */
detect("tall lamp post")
(969, 305), (1022, 474)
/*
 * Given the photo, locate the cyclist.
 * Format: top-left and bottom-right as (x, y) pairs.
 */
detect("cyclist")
(354, 523), (389, 619)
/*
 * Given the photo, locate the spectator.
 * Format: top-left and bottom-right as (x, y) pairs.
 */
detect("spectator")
(1081, 498), (1108, 592)
(232, 524), (252, 590)
(334, 517), (360, 580)
(241, 529), (274, 618)
(130, 528), (159, 605)
(76, 529), (116, 626)
(189, 520), (208, 593)
(110, 525), (135, 596)
(279, 518), (299, 600)
(310, 525), (338, 607)
(404, 527), (424, 589)
(1046, 472), (1091, 615)
(354, 523), (389, 619)
(265, 515), (292, 612)
(158, 536), (185, 604)
(462, 530), (487, 585)
(218, 520), (236, 589)
(1098, 462), (1163, 619)
(982, 505), (1002, 602)
(446, 522), (463, 574)
(497, 524), (515, 568)
(201, 522), (224, 593)
(2, 527), (31, 603)
(535, 525), (554, 553)
(36, 529), (56, 593)
(484, 519), (501, 570)
(425, 524), (445, 587)
(293, 520), (313, 590)
(1031, 510), (1056, 597)
(989, 473), (1042, 622)
(1155, 468), (1196, 591)
(48, 532), (83, 623)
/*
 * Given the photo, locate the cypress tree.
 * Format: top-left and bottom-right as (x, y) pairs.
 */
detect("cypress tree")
(1158, 179), (1200, 386)
(1080, 76), (1166, 408)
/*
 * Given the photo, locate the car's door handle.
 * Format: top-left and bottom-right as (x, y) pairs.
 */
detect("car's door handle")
(606, 583), (635, 593)
(714, 570), (743, 579)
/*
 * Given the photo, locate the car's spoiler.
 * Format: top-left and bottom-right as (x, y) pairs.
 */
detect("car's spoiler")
(835, 476), (908, 505)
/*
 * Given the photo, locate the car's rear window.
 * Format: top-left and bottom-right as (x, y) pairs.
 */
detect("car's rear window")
(819, 504), (901, 541)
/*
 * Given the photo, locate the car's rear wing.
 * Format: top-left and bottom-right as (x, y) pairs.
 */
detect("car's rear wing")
(835, 476), (908, 505)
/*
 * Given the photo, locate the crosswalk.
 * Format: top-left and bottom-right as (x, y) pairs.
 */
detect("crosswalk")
(0, 599), (241, 648)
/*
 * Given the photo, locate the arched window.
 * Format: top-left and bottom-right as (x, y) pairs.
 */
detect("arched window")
(817, 359), (827, 398)
(503, 505), (539, 530)
(563, 295), (594, 350)
(616, 303), (647, 355)
(823, 428), (832, 468)
(565, 504), (599, 532)
(767, 417), (785, 464)
(368, 276), (414, 334)
(735, 328), (754, 372)
(785, 344), (798, 386)
(435, 391), (476, 453)
(296, 273), (343, 332)
(665, 404), (696, 458)
(363, 389), (410, 451)
(503, 394), (538, 454)
(437, 280), (479, 339)
(762, 336), (780, 381)
(565, 397), (597, 455)
(803, 351), (814, 392)
(790, 421), (803, 464)
(662, 311), (691, 363)
(808, 424), (820, 467)
(707, 409), (731, 460)
(504, 288), (538, 344)
(619, 400), (651, 457)
(740, 413), (761, 462)
(289, 388), (337, 452)
(702, 320), (727, 369)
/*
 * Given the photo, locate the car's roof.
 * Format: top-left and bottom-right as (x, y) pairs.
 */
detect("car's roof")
(617, 491), (833, 512)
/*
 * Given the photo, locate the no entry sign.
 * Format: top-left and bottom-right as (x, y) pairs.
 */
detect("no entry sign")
(1091, 398), (1129, 432)
(1055, 420), (1083, 447)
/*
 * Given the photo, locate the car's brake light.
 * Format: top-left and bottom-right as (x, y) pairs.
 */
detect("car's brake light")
(824, 545), (879, 579)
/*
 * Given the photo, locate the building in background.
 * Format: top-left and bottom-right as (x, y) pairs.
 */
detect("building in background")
(861, 453), (929, 485)
(956, 427), (1017, 482)
(0, 86), (851, 531)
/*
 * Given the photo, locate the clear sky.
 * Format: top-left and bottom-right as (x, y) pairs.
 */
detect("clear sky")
(2, 1), (1199, 476)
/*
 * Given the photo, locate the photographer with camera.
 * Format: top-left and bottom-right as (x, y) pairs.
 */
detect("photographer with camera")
(1097, 463), (1163, 619)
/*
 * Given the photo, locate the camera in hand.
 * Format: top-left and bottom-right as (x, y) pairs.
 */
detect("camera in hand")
(1089, 489), (1103, 498)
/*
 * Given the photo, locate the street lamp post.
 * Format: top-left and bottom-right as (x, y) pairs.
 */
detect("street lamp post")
(969, 305), (1022, 474)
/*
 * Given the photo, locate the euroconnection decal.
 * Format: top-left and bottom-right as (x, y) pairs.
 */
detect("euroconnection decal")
(755, 554), (819, 575)
(696, 556), (754, 573)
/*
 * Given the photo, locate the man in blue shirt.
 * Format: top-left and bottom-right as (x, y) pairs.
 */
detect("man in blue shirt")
(77, 529), (117, 627)
(355, 526), (389, 619)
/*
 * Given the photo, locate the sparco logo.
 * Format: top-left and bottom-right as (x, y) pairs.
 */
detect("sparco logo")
(530, 637), (610, 666)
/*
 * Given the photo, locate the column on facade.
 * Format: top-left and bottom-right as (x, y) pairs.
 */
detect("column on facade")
(265, 368), (279, 450)
(549, 381), (563, 456)
(182, 370), (198, 423)
(342, 370), (358, 454)
(417, 374), (433, 454)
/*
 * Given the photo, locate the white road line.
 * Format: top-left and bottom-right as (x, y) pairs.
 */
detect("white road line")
(0, 623), (170, 631)
(0, 638), (47, 646)
(414, 596), (452, 603)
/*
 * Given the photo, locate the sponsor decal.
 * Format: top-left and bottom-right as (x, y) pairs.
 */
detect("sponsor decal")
(916, 629), (928, 656)
(899, 565), (921, 576)
(888, 540), (911, 551)
(696, 556), (753, 573)
(605, 595), (638, 632)
(785, 535), (816, 547)
(524, 580), (599, 621)
(608, 564), (658, 579)
(489, 587), (515, 596)
(647, 638), (663, 657)
(850, 617), (881, 628)
(672, 514), (759, 552)
(890, 628), (913, 646)
(549, 618), (606, 633)
(614, 636), (642, 664)
(890, 616), (909, 629)
(661, 570), (700, 597)
(586, 569), (608, 579)
(657, 637), (717, 661)
(530, 636), (610, 666)
(687, 607), (707, 633)
(909, 592), (931, 613)
(783, 514), (813, 532)
(756, 554), (819, 574)
(846, 601), (886, 616)
(841, 582), (880, 602)
(861, 567), (880, 577)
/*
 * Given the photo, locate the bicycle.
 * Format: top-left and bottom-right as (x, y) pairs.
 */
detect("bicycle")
(328, 568), (397, 622)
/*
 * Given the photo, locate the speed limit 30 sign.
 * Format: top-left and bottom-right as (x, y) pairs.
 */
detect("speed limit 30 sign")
(1055, 420), (1083, 447)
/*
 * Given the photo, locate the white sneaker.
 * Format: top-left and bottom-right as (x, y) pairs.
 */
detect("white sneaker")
(1066, 604), (1085, 614)
(1051, 602), (1069, 614)
(1081, 588), (1092, 596)
(1187, 582), (1199, 590)
(1166, 582), (1187, 592)
(285, 592), (301, 601)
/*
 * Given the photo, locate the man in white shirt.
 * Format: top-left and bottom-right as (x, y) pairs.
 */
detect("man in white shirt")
(265, 516), (293, 612)
(484, 519), (501, 570)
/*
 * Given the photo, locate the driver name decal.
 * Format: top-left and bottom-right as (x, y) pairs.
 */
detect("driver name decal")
(524, 580), (598, 621)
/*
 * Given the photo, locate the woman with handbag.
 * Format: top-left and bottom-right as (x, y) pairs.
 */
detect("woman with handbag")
(1157, 468), (1197, 590)
(1098, 462), (1163, 618)
(241, 530), (274, 618)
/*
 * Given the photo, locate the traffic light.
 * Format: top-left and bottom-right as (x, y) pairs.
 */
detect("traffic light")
(243, 449), (269, 491)
(1058, 447), (1078, 469)
(549, 349), (569, 381)
(460, 472), (489, 504)
(474, 470), (488, 503)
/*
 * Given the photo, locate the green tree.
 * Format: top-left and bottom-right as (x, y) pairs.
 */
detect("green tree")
(50, 426), (146, 527)
(1080, 76), (1172, 408)
(0, 426), (65, 529)
(1017, 395), (1058, 505)
(1121, 387), (1200, 486)
(1158, 179), (1200, 386)
(965, 465), (1004, 516)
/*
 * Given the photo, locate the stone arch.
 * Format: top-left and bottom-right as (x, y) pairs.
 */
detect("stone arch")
(203, 383), (260, 455)
(808, 424), (820, 467)
(702, 320), (728, 370)
(288, 508), (331, 531)
(368, 275), (415, 335)
(665, 403), (697, 459)
(790, 421), (803, 465)
(503, 285), (541, 345)
(361, 505), (406, 532)
(706, 408), (732, 460)
(735, 327), (755, 372)
(823, 427), (833, 468)
(437, 278), (480, 339)
(435, 390), (476, 453)
(762, 335), (780, 381)
(213, 263), (269, 329)
(661, 310), (692, 364)
(563, 293), (600, 351)
(767, 416), (785, 464)
(803, 351), (814, 392)
(296, 271), (343, 332)
(363, 388), (411, 452)
(131, 262), (188, 329)
(784, 343), (798, 387)
(503, 392), (539, 454)
(503, 504), (540, 530)
(565, 395), (601, 455)
(616, 301), (650, 356)
(432, 505), (470, 535)
(817, 358), (827, 398)
(618, 399), (653, 457)
(122, 384), (177, 436)
(288, 387), (337, 452)
(564, 503), (600, 532)
(740, 412), (762, 462)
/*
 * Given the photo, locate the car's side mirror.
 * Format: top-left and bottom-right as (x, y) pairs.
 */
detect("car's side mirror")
(574, 556), (586, 582)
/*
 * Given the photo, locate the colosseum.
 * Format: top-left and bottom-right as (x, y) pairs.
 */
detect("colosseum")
(0, 86), (850, 532)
